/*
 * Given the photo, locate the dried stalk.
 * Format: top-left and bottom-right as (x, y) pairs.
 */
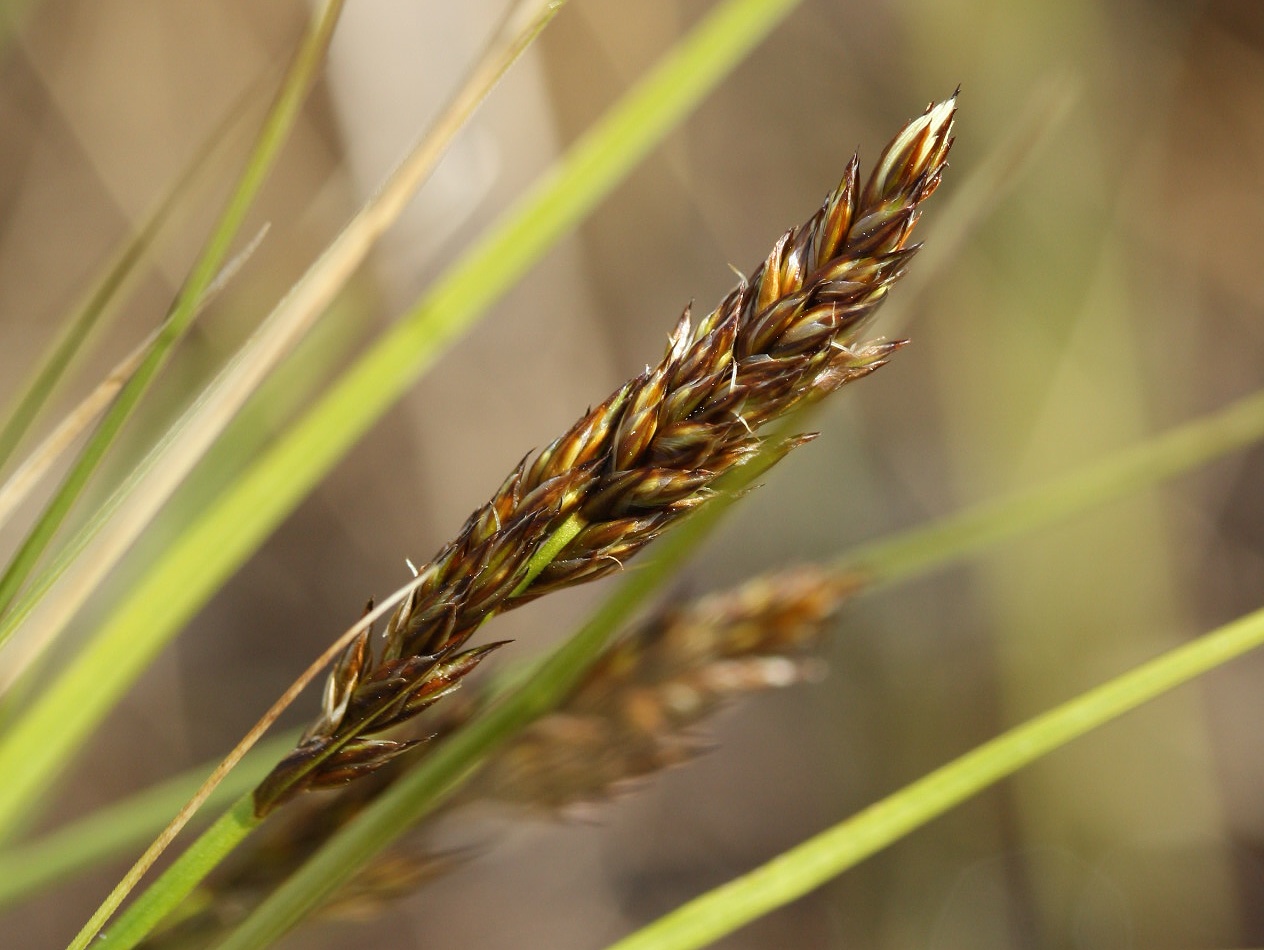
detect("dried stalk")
(253, 94), (956, 815)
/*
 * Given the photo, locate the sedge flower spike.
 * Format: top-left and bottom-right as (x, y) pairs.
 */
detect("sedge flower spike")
(254, 93), (956, 815)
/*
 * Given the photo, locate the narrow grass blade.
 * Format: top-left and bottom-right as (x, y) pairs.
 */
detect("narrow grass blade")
(93, 795), (261, 950)
(841, 385), (1264, 589)
(0, 329), (157, 534)
(0, 221), (266, 611)
(0, 733), (299, 910)
(602, 602), (1264, 950)
(0, 0), (345, 619)
(0, 0), (561, 693)
(0, 0), (803, 855)
(0, 83), (258, 480)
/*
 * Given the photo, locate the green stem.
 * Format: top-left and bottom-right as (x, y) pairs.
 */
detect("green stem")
(603, 602), (1264, 950)
(90, 795), (261, 950)
(843, 385), (1264, 589)
(0, 0), (344, 619)
(0, 733), (297, 911)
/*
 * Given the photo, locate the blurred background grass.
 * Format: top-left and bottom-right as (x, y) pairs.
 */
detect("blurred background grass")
(3, 0), (1264, 947)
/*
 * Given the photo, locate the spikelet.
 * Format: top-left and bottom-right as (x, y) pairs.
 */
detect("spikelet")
(469, 565), (859, 811)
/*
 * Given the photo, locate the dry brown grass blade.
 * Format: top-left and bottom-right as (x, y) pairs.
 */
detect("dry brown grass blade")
(0, 224), (271, 694)
(255, 94), (957, 814)
(0, 222), (269, 557)
(0, 75), (268, 482)
(0, 330), (156, 536)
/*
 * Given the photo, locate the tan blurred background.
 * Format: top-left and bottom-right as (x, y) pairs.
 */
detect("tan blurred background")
(4, 0), (1264, 947)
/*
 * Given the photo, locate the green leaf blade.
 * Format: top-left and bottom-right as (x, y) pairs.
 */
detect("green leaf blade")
(603, 603), (1264, 950)
(0, 0), (345, 620)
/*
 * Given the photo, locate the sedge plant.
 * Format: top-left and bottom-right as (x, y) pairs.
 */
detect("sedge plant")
(2, 3), (1264, 950)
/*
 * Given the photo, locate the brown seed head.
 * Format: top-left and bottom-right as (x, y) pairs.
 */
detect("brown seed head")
(472, 564), (862, 812)
(255, 94), (955, 814)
